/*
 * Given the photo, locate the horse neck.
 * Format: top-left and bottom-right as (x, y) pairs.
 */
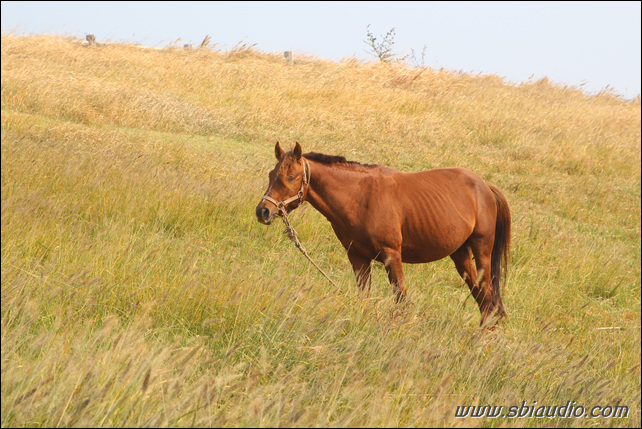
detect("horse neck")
(304, 158), (361, 225)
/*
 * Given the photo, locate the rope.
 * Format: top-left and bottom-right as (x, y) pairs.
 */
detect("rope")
(279, 209), (343, 294)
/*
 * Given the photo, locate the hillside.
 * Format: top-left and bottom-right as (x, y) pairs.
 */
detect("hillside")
(1, 35), (640, 427)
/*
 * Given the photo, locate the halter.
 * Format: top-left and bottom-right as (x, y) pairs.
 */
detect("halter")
(261, 158), (310, 212)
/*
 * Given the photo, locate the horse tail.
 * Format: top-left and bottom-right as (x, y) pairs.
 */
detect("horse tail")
(488, 184), (511, 318)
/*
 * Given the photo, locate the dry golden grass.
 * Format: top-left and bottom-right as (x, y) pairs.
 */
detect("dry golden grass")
(1, 34), (640, 427)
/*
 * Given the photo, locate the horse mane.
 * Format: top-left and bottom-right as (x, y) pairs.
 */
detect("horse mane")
(303, 152), (378, 170)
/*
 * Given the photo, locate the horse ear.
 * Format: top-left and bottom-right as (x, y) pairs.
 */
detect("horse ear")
(275, 141), (285, 160)
(293, 141), (302, 161)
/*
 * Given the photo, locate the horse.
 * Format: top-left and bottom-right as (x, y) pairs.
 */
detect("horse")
(255, 142), (511, 326)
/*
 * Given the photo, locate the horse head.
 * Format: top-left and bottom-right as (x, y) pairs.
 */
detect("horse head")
(256, 141), (310, 225)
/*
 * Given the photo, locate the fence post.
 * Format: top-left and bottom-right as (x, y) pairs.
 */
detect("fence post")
(284, 51), (293, 65)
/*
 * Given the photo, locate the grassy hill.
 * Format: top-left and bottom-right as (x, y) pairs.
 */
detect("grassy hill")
(1, 34), (640, 427)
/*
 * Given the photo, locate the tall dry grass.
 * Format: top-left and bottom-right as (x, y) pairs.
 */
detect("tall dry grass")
(1, 34), (640, 427)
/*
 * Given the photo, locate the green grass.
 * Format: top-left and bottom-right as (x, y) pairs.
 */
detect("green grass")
(1, 34), (640, 427)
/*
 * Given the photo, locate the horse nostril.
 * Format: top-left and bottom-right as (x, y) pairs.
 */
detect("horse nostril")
(257, 206), (271, 222)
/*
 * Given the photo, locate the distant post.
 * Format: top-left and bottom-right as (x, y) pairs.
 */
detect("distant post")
(284, 51), (293, 65)
(86, 34), (96, 46)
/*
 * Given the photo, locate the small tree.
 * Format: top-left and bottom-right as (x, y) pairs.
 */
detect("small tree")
(408, 45), (428, 69)
(364, 25), (427, 67)
(363, 25), (398, 63)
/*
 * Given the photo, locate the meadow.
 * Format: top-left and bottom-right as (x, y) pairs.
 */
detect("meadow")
(1, 34), (640, 427)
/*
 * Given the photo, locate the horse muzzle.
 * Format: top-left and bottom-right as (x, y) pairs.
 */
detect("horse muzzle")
(256, 204), (277, 225)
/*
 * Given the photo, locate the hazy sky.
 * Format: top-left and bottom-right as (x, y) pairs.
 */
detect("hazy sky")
(2, 1), (640, 99)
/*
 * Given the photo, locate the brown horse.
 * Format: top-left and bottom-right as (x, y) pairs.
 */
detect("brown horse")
(255, 142), (511, 326)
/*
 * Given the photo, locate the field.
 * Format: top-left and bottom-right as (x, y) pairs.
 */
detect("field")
(1, 34), (640, 427)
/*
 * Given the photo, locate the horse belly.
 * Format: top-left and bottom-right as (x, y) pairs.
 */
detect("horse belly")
(398, 186), (477, 263)
(400, 230), (467, 263)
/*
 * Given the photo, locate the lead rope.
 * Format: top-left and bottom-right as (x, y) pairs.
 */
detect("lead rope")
(278, 206), (343, 294)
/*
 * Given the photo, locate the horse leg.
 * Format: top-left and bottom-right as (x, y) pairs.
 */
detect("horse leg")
(450, 243), (494, 326)
(450, 244), (478, 290)
(382, 250), (407, 302)
(469, 240), (497, 327)
(348, 251), (372, 293)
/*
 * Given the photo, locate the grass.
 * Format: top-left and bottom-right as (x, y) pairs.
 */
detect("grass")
(1, 34), (640, 427)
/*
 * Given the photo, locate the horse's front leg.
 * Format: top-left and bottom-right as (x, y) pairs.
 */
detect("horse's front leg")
(382, 249), (407, 302)
(347, 251), (372, 293)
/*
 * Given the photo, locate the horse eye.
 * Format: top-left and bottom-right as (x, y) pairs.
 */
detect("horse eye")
(287, 175), (295, 182)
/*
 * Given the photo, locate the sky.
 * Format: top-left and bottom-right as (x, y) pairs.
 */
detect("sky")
(1, 1), (641, 99)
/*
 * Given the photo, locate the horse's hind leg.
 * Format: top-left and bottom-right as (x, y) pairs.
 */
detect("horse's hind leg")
(450, 243), (494, 326)
(450, 245), (477, 288)
(471, 238), (499, 327)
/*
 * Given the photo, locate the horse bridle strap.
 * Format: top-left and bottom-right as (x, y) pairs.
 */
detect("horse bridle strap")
(261, 158), (310, 211)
